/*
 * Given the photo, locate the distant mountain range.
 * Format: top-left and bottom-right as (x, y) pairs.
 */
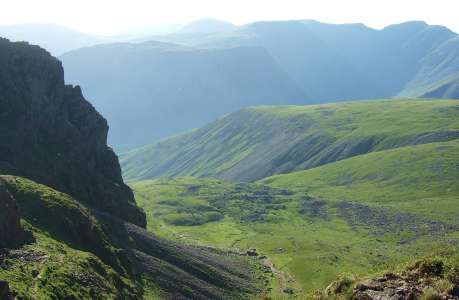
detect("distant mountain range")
(58, 20), (459, 149)
(4, 19), (458, 150)
(178, 18), (237, 34)
(152, 20), (459, 100)
(61, 41), (306, 150)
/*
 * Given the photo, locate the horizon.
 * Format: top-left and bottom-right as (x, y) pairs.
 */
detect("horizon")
(1, 0), (458, 35)
(0, 18), (457, 37)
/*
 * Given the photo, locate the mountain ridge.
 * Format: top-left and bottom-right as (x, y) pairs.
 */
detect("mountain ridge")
(60, 20), (459, 149)
(121, 99), (459, 182)
(61, 41), (307, 150)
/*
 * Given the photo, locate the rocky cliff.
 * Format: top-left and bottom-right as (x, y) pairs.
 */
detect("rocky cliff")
(0, 38), (145, 227)
(0, 184), (27, 249)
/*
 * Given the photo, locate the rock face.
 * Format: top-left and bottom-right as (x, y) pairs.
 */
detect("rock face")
(0, 38), (145, 227)
(0, 185), (25, 248)
(326, 258), (459, 300)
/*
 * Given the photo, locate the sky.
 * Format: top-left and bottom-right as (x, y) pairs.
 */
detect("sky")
(1, 0), (458, 35)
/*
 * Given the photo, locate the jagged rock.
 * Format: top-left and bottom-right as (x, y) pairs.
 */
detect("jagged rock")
(0, 185), (26, 248)
(0, 38), (145, 227)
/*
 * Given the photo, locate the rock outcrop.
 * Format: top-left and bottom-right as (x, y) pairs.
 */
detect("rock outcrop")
(0, 38), (145, 227)
(324, 258), (459, 300)
(0, 185), (26, 248)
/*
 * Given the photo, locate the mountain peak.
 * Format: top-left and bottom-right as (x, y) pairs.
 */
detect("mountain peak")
(179, 18), (237, 34)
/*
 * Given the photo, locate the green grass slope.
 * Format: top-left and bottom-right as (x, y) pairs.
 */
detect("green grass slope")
(130, 139), (459, 297)
(263, 139), (459, 222)
(0, 176), (141, 299)
(122, 99), (459, 182)
(0, 176), (267, 299)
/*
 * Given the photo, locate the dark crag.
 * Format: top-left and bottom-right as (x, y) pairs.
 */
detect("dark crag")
(0, 38), (145, 227)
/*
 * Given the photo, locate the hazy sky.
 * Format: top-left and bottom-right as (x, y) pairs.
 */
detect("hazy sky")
(2, 0), (458, 35)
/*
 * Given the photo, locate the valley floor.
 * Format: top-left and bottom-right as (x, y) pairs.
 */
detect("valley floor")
(130, 140), (459, 298)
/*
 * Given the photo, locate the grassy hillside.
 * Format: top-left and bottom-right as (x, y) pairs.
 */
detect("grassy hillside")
(0, 176), (142, 299)
(0, 176), (267, 299)
(122, 99), (459, 182)
(130, 140), (459, 297)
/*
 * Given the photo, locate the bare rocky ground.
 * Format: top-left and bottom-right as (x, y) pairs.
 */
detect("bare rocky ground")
(336, 201), (456, 242)
(96, 212), (267, 299)
(321, 258), (459, 300)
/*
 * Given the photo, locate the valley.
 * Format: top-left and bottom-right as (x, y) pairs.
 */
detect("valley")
(127, 102), (459, 297)
(1, 11), (459, 300)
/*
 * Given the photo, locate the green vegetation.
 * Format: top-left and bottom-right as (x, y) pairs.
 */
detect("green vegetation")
(133, 177), (290, 227)
(320, 251), (459, 300)
(0, 176), (143, 299)
(122, 99), (459, 182)
(0, 229), (139, 299)
(263, 140), (459, 222)
(130, 139), (459, 297)
(0, 175), (267, 299)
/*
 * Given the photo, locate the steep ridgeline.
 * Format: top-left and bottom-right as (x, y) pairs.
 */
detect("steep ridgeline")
(0, 38), (265, 299)
(121, 99), (459, 182)
(61, 41), (306, 150)
(0, 38), (145, 226)
(400, 36), (459, 99)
